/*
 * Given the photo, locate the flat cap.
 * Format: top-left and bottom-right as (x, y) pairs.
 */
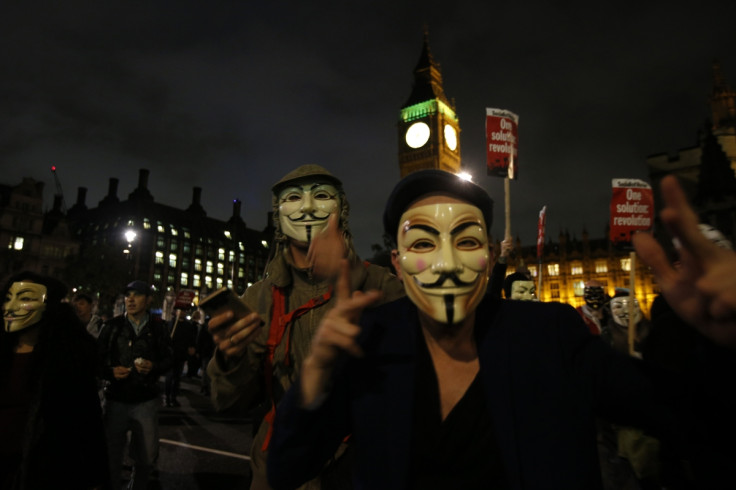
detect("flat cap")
(383, 170), (494, 241)
(271, 164), (342, 195)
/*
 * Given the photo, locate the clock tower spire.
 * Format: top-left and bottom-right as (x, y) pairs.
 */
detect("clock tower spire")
(398, 29), (461, 177)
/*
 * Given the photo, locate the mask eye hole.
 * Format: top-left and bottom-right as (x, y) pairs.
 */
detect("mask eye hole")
(456, 237), (482, 250)
(313, 190), (333, 200)
(282, 192), (303, 203)
(408, 239), (435, 252)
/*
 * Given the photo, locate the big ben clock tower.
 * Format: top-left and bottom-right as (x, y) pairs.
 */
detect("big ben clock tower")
(398, 31), (461, 177)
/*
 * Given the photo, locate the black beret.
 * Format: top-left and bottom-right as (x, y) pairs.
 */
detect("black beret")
(383, 170), (494, 242)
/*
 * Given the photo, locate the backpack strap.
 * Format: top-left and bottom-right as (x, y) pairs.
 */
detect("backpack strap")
(261, 285), (332, 451)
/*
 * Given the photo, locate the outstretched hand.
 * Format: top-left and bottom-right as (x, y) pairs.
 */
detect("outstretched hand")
(300, 259), (382, 406)
(632, 175), (736, 349)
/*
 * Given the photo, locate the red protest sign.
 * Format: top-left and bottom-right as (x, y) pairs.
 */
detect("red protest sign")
(537, 205), (547, 258)
(609, 179), (654, 244)
(174, 289), (197, 309)
(486, 108), (519, 179)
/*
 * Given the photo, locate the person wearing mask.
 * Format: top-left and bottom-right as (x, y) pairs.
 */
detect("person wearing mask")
(207, 164), (405, 490)
(268, 171), (736, 489)
(1, 272), (108, 489)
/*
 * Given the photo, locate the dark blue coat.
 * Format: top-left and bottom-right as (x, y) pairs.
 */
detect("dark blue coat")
(268, 296), (700, 489)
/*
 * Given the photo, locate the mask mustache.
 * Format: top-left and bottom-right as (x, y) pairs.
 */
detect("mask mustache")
(414, 272), (475, 289)
(287, 212), (330, 222)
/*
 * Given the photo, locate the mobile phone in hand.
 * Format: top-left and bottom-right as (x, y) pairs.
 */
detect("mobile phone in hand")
(199, 287), (252, 320)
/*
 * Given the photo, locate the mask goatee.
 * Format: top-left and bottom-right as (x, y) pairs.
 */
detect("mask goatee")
(444, 294), (454, 325)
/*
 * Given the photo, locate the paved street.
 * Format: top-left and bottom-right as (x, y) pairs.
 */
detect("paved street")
(119, 375), (256, 490)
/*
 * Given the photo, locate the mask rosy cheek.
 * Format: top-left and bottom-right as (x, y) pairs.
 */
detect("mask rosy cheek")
(478, 257), (488, 269)
(415, 259), (426, 270)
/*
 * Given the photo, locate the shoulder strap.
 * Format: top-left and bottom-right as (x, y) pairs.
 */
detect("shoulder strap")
(261, 285), (332, 451)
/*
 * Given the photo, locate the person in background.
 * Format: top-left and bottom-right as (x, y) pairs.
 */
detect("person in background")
(195, 309), (215, 396)
(576, 280), (609, 335)
(98, 280), (173, 490)
(164, 308), (197, 407)
(0, 272), (108, 489)
(503, 270), (537, 300)
(73, 291), (104, 339)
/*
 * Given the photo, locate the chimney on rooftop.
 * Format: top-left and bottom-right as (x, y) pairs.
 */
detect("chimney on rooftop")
(76, 187), (87, 206)
(108, 178), (119, 198)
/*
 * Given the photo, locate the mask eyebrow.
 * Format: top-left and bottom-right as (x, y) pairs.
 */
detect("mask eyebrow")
(406, 224), (440, 235)
(450, 221), (481, 235)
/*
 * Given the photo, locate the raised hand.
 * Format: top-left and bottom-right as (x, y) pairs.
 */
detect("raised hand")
(300, 259), (382, 406)
(632, 175), (736, 349)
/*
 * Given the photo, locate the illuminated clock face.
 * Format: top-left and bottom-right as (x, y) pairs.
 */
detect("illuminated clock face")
(444, 124), (458, 151)
(405, 122), (430, 148)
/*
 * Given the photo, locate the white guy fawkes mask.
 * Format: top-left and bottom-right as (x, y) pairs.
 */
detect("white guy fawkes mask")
(397, 199), (490, 325)
(610, 296), (642, 327)
(510, 280), (537, 301)
(3, 282), (47, 333)
(278, 182), (341, 245)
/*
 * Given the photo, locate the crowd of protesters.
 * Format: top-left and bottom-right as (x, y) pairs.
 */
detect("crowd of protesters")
(2, 169), (736, 490)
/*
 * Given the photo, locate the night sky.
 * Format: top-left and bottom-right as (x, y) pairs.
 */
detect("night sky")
(3, 2), (736, 259)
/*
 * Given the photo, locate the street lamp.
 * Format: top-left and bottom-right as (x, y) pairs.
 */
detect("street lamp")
(124, 229), (139, 278)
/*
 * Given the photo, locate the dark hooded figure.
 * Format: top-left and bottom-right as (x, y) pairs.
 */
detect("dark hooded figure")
(0, 271), (108, 489)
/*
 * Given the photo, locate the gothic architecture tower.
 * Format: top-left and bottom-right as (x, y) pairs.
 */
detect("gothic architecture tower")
(397, 31), (461, 177)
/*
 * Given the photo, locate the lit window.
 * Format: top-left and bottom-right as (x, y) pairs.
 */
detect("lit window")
(238, 267), (245, 278)
(205, 275), (213, 288)
(180, 272), (188, 286)
(217, 263), (224, 275)
(620, 258), (631, 271)
(527, 265), (537, 277)
(571, 263), (583, 275)
(171, 226), (178, 236)
(127, 220), (134, 227)
(573, 280), (585, 296)
(227, 279), (233, 289)
(595, 260), (608, 273)
(10, 236), (24, 250)
(218, 248), (225, 261)
(224, 231), (232, 239)
(155, 251), (164, 264)
(206, 261), (213, 273)
(143, 219), (151, 230)
(195, 258), (202, 271)
(154, 272), (162, 282)
(239, 242), (245, 251)
(229, 250), (235, 262)
(547, 264), (559, 276)
(216, 277), (223, 288)
(184, 230), (191, 239)
(261, 240), (268, 249)
(169, 254), (177, 268)
(193, 274), (201, 287)
(157, 237), (165, 249)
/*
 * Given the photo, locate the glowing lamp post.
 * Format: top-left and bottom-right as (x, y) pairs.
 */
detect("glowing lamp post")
(124, 229), (139, 278)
